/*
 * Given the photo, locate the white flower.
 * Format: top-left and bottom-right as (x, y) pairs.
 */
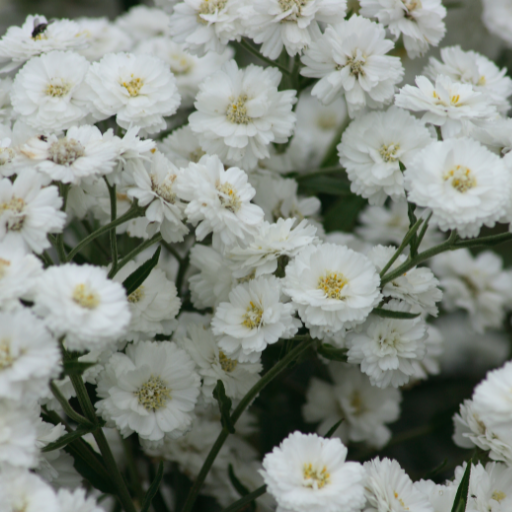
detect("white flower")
(241, 0), (347, 59)
(434, 313), (509, 376)
(356, 200), (443, 250)
(177, 323), (262, 402)
(482, 0), (512, 48)
(338, 106), (434, 205)
(404, 138), (510, 238)
(360, 0), (447, 59)
(431, 250), (512, 332)
(415, 479), (457, 512)
(0, 77), (13, 123)
(112, 260), (181, 341)
(283, 243), (381, 336)
(127, 151), (189, 243)
(158, 125), (206, 168)
(33, 263), (131, 351)
(368, 245), (442, 316)
(0, 243), (42, 310)
(96, 340), (201, 441)
(472, 361), (512, 432)
(424, 46), (512, 114)
(189, 60), (297, 170)
(57, 488), (104, 512)
(11, 51), (91, 132)
(135, 38), (232, 107)
(188, 242), (236, 309)
(169, 0), (243, 56)
(261, 431), (366, 512)
(0, 15), (87, 73)
(116, 5), (171, 42)
(175, 154), (264, 245)
(453, 399), (512, 466)
(303, 363), (401, 448)
(346, 300), (429, 388)
(76, 17), (132, 61)
(300, 16), (404, 116)
(395, 75), (497, 138)
(0, 309), (60, 401)
(0, 169), (66, 254)
(21, 125), (120, 185)
(0, 469), (59, 512)
(212, 275), (300, 363)
(363, 457), (434, 512)
(251, 173), (321, 224)
(227, 218), (319, 279)
(454, 461), (512, 512)
(0, 400), (39, 469)
(84, 52), (181, 134)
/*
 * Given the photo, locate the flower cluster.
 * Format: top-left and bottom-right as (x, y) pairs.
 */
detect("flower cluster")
(0, 2), (512, 512)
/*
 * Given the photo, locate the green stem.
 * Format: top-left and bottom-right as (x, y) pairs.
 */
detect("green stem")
(68, 372), (137, 512)
(105, 177), (119, 275)
(180, 335), (314, 512)
(50, 381), (93, 426)
(221, 485), (267, 512)
(175, 251), (190, 297)
(415, 211), (433, 252)
(108, 233), (162, 279)
(289, 166), (346, 181)
(379, 217), (423, 278)
(38, 250), (54, 267)
(238, 39), (291, 76)
(162, 241), (183, 264)
(66, 204), (143, 263)
(381, 230), (459, 286)
(122, 437), (145, 506)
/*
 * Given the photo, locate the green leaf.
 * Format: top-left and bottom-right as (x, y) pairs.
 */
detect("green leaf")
(122, 245), (161, 296)
(213, 380), (236, 434)
(228, 465), (256, 512)
(317, 343), (348, 362)
(453, 232), (512, 249)
(323, 195), (367, 233)
(324, 419), (344, 438)
(299, 176), (351, 196)
(140, 461), (164, 512)
(70, 445), (117, 495)
(221, 485), (267, 512)
(372, 307), (421, 320)
(63, 360), (97, 376)
(451, 460), (472, 512)
(42, 425), (99, 452)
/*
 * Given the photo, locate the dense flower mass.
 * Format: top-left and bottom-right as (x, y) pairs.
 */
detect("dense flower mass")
(1, 3), (512, 512)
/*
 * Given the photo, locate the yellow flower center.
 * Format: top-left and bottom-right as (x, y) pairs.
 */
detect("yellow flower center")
(197, 0), (228, 23)
(217, 182), (242, 213)
(443, 165), (476, 193)
(303, 463), (330, 489)
(394, 492), (409, 510)
(48, 138), (85, 166)
(226, 95), (250, 125)
(492, 490), (506, 503)
(128, 286), (145, 303)
(316, 112), (338, 131)
(0, 258), (10, 279)
(189, 147), (206, 163)
(242, 301), (264, 330)
(122, 76), (144, 97)
(0, 339), (14, 370)
(380, 143), (400, 163)
(318, 271), (348, 300)
(1, 197), (26, 231)
(72, 283), (100, 310)
(350, 390), (365, 416)
(219, 351), (238, 372)
(170, 55), (195, 76)
(136, 375), (171, 411)
(45, 79), (73, 98)
(0, 147), (15, 166)
(150, 173), (177, 203)
(346, 55), (366, 77)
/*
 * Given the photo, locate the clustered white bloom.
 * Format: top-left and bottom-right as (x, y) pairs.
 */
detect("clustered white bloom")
(1, 3), (512, 512)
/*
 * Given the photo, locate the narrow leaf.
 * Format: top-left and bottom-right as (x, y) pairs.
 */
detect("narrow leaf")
(141, 461), (164, 512)
(70, 445), (117, 495)
(228, 465), (256, 512)
(453, 232), (512, 249)
(324, 419), (344, 439)
(122, 245), (161, 296)
(372, 308), (421, 320)
(213, 380), (236, 434)
(451, 460), (472, 512)
(63, 360), (97, 376)
(317, 343), (348, 362)
(42, 425), (98, 452)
